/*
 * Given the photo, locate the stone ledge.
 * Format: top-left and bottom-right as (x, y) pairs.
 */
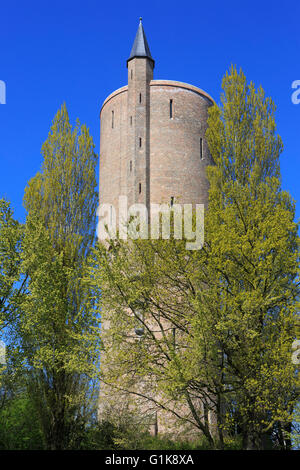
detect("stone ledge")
(100, 80), (215, 116)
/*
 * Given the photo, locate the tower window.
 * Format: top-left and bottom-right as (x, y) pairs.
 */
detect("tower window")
(139, 93), (142, 103)
(130, 116), (132, 125)
(139, 183), (141, 193)
(112, 110), (114, 129)
(170, 196), (174, 207)
(139, 137), (142, 148)
(131, 69), (133, 80)
(130, 160), (132, 172)
(170, 99), (173, 118)
(200, 137), (203, 160)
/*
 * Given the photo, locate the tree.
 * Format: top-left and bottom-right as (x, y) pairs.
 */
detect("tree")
(204, 66), (299, 449)
(93, 234), (225, 448)
(0, 391), (44, 450)
(92, 67), (299, 450)
(0, 199), (25, 333)
(0, 199), (26, 412)
(17, 103), (101, 449)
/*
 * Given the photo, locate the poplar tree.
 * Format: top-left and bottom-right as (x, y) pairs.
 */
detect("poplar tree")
(0, 199), (25, 407)
(18, 104), (100, 449)
(204, 66), (299, 449)
(0, 200), (24, 332)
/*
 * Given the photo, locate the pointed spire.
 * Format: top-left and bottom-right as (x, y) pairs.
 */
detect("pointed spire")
(127, 18), (154, 67)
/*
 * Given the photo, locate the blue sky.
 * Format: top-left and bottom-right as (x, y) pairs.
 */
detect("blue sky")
(0, 0), (299, 223)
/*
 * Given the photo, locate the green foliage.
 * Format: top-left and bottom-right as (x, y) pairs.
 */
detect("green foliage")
(0, 393), (44, 449)
(204, 65), (299, 448)
(139, 434), (242, 450)
(0, 199), (26, 408)
(138, 435), (211, 450)
(0, 199), (24, 332)
(79, 416), (233, 450)
(80, 415), (242, 450)
(15, 103), (101, 449)
(81, 420), (118, 450)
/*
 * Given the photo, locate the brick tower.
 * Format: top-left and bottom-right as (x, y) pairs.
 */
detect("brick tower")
(99, 19), (215, 436)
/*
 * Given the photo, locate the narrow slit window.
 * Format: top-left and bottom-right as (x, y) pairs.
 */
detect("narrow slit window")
(170, 196), (174, 207)
(170, 99), (173, 118)
(130, 116), (132, 125)
(200, 137), (203, 160)
(112, 110), (114, 129)
(139, 183), (142, 194)
(139, 137), (142, 148)
(139, 93), (142, 103)
(130, 160), (132, 172)
(131, 69), (133, 79)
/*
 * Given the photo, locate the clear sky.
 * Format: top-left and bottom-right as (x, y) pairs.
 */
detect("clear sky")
(0, 0), (299, 223)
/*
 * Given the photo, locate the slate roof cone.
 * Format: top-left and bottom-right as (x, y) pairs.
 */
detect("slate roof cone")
(127, 18), (155, 67)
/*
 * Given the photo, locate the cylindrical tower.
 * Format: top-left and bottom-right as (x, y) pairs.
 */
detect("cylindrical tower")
(99, 19), (215, 436)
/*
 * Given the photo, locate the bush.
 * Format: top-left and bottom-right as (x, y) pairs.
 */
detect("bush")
(0, 395), (44, 450)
